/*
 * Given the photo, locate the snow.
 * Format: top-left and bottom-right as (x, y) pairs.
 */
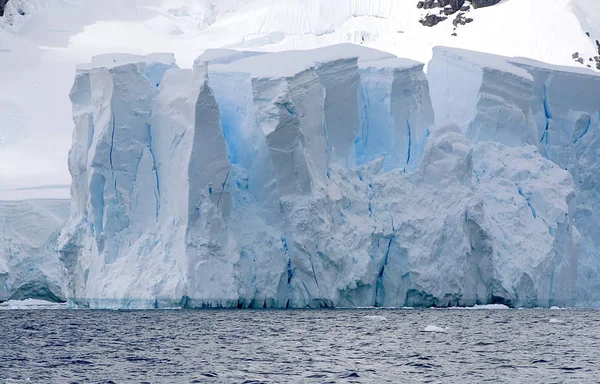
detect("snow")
(423, 325), (447, 332)
(0, 298), (66, 309)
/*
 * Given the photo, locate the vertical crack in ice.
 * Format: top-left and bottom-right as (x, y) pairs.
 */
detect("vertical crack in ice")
(405, 120), (412, 171)
(548, 270), (555, 307)
(540, 81), (552, 144)
(109, 110), (119, 198)
(573, 114), (591, 144)
(375, 235), (394, 307)
(517, 184), (536, 219)
(146, 124), (160, 219)
(216, 168), (231, 210)
(109, 111), (116, 172)
(302, 244), (320, 293)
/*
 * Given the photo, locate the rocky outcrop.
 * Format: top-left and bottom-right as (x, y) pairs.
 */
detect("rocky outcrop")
(471, 0), (501, 8)
(0, 0), (9, 17)
(419, 13), (448, 27)
(417, 0), (500, 28)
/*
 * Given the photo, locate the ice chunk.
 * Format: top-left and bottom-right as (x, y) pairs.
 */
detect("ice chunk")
(470, 304), (510, 310)
(0, 199), (68, 302)
(423, 325), (448, 332)
(364, 315), (387, 321)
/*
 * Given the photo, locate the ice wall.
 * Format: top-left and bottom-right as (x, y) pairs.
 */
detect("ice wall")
(0, 199), (69, 302)
(59, 45), (582, 308)
(428, 47), (600, 305)
(357, 57), (434, 171)
(428, 47), (538, 147)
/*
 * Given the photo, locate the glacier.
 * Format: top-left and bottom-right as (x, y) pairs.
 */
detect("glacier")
(0, 198), (68, 302)
(428, 46), (600, 306)
(50, 44), (591, 309)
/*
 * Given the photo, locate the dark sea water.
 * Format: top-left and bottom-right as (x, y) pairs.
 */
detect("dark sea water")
(1, 308), (599, 383)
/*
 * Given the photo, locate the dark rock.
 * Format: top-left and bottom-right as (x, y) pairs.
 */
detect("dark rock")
(596, 40), (600, 55)
(471, 0), (501, 8)
(594, 56), (600, 62)
(443, 6), (455, 15)
(597, 62), (600, 70)
(461, 3), (471, 11)
(576, 57), (584, 64)
(419, 13), (448, 27)
(452, 12), (474, 26)
(587, 64), (592, 68)
(451, 32), (457, 36)
(417, 0), (466, 13)
(572, 52), (580, 59)
(586, 32), (591, 37)
(0, 0), (9, 17)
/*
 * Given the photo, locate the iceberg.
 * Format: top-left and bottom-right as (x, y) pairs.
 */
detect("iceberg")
(0, 198), (68, 302)
(428, 46), (600, 306)
(55, 44), (584, 309)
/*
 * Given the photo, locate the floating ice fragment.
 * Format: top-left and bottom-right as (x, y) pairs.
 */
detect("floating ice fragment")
(423, 325), (448, 333)
(471, 304), (510, 310)
(364, 315), (387, 321)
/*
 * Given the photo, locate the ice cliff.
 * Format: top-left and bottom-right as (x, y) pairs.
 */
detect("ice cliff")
(429, 46), (600, 306)
(53, 44), (590, 309)
(0, 199), (68, 302)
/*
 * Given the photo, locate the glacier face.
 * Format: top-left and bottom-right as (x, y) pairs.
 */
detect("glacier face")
(0, 198), (68, 302)
(428, 47), (600, 306)
(55, 44), (588, 309)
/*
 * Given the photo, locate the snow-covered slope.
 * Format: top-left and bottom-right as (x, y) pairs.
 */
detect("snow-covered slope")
(0, 0), (599, 193)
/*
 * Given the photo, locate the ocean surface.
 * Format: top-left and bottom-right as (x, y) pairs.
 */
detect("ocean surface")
(1, 308), (599, 383)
